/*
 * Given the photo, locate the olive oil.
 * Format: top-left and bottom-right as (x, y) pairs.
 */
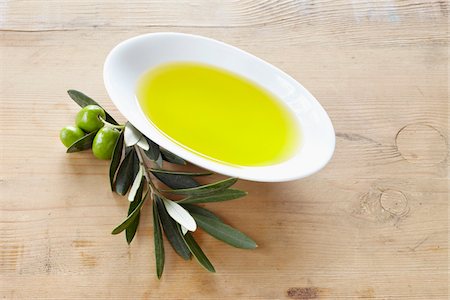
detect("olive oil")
(136, 62), (300, 166)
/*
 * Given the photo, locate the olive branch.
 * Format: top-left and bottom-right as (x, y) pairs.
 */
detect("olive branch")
(63, 90), (257, 278)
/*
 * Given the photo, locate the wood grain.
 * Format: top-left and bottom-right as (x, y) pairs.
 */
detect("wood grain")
(0, 0), (448, 299)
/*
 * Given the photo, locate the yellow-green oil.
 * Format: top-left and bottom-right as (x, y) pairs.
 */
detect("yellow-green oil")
(136, 62), (300, 166)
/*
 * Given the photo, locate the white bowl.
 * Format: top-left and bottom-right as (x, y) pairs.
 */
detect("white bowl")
(104, 32), (335, 182)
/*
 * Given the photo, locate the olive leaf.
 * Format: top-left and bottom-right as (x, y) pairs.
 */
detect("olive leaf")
(182, 232), (215, 272)
(155, 153), (163, 168)
(150, 169), (212, 176)
(125, 146), (133, 155)
(109, 130), (124, 190)
(144, 138), (160, 161)
(67, 90), (118, 125)
(160, 148), (186, 165)
(66, 130), (98, 153)
(179, 189), (247, 204)
(151, 168), (215, 190)
(112, 187), (149, 235)
(190, 213), (257, 249)
(126, 178), (144, 244)
(152, 172), (200, 189)
(115, 149), (138, 196)
(126, 213), (140, 244)
(162, 177), (238, 196)
(155, 195), (191, 260)
(136, 136), (149, 151)
(124, 122), (143, 147)
(181, 204), (222, 221)
(162, 198), (197, 232)
(128, 164), (144, 201)
(152, 200), (165, 278)
(181, 225), (188, 235)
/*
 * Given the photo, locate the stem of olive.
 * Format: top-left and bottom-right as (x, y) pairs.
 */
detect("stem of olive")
(99, 116), (125, 129)
(134, 145), (164, 199)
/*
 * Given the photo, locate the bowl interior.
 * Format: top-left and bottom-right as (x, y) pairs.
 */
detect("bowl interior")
(104, 32), (335, 182)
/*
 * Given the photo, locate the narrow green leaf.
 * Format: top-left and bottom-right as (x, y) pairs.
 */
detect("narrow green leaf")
(126, 178), (144, 244)
(66, 130), (98, 153)
(150, 169), (212, 176)
(191, 213), (257, 249)
(162, 198), (197, 231)
(115, 149), (137, 196)
(179, 189), (247, 204)
(155, 153), (163, 168)
(182, 232), (215, 272)
(152, 172), (200, 189)
(144, 138), (160, 161)
(124, 122), (142, 147)
(180, 225), (188, 235)
(111, 188), (149, 235)
(67, 90), (118, 124)
(181, 204), (222, 221)
(109, 130), (124, 190)
(67, 90), (95, 107)
(160, 148), (186, 165)
(162, 178), (238, 196)
(125, 146), (132, 155)
(128, 164), (144, 201)
(132, 149), (140, 175)
(126, 213), (140, 244)
(136, 136), (149, 151)
(155, 195), (191, 260)
(153, 200), (165, 278)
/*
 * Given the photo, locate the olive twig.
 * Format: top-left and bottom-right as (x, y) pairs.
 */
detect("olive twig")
(134, 145), (164, 199)
(65, 89), (255, 278)
(99, 116), (125, 130)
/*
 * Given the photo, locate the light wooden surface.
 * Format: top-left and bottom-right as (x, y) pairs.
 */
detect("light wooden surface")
(0, 0), (448, 299)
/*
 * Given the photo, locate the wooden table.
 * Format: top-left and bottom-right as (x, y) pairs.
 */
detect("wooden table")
(1, 1), (448, 299)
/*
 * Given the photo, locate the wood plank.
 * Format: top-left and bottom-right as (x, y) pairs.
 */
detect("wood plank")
(0, 1), (447, 31)
(0, 0), (447, 47)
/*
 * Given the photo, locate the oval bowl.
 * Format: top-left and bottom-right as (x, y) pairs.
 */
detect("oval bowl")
(104, 32), (335, 182)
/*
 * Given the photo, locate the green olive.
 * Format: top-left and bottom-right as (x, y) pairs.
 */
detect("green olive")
(92, 127), (120, 160)
(60, 126), (85, 148)
(75, 105), (106, 132)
